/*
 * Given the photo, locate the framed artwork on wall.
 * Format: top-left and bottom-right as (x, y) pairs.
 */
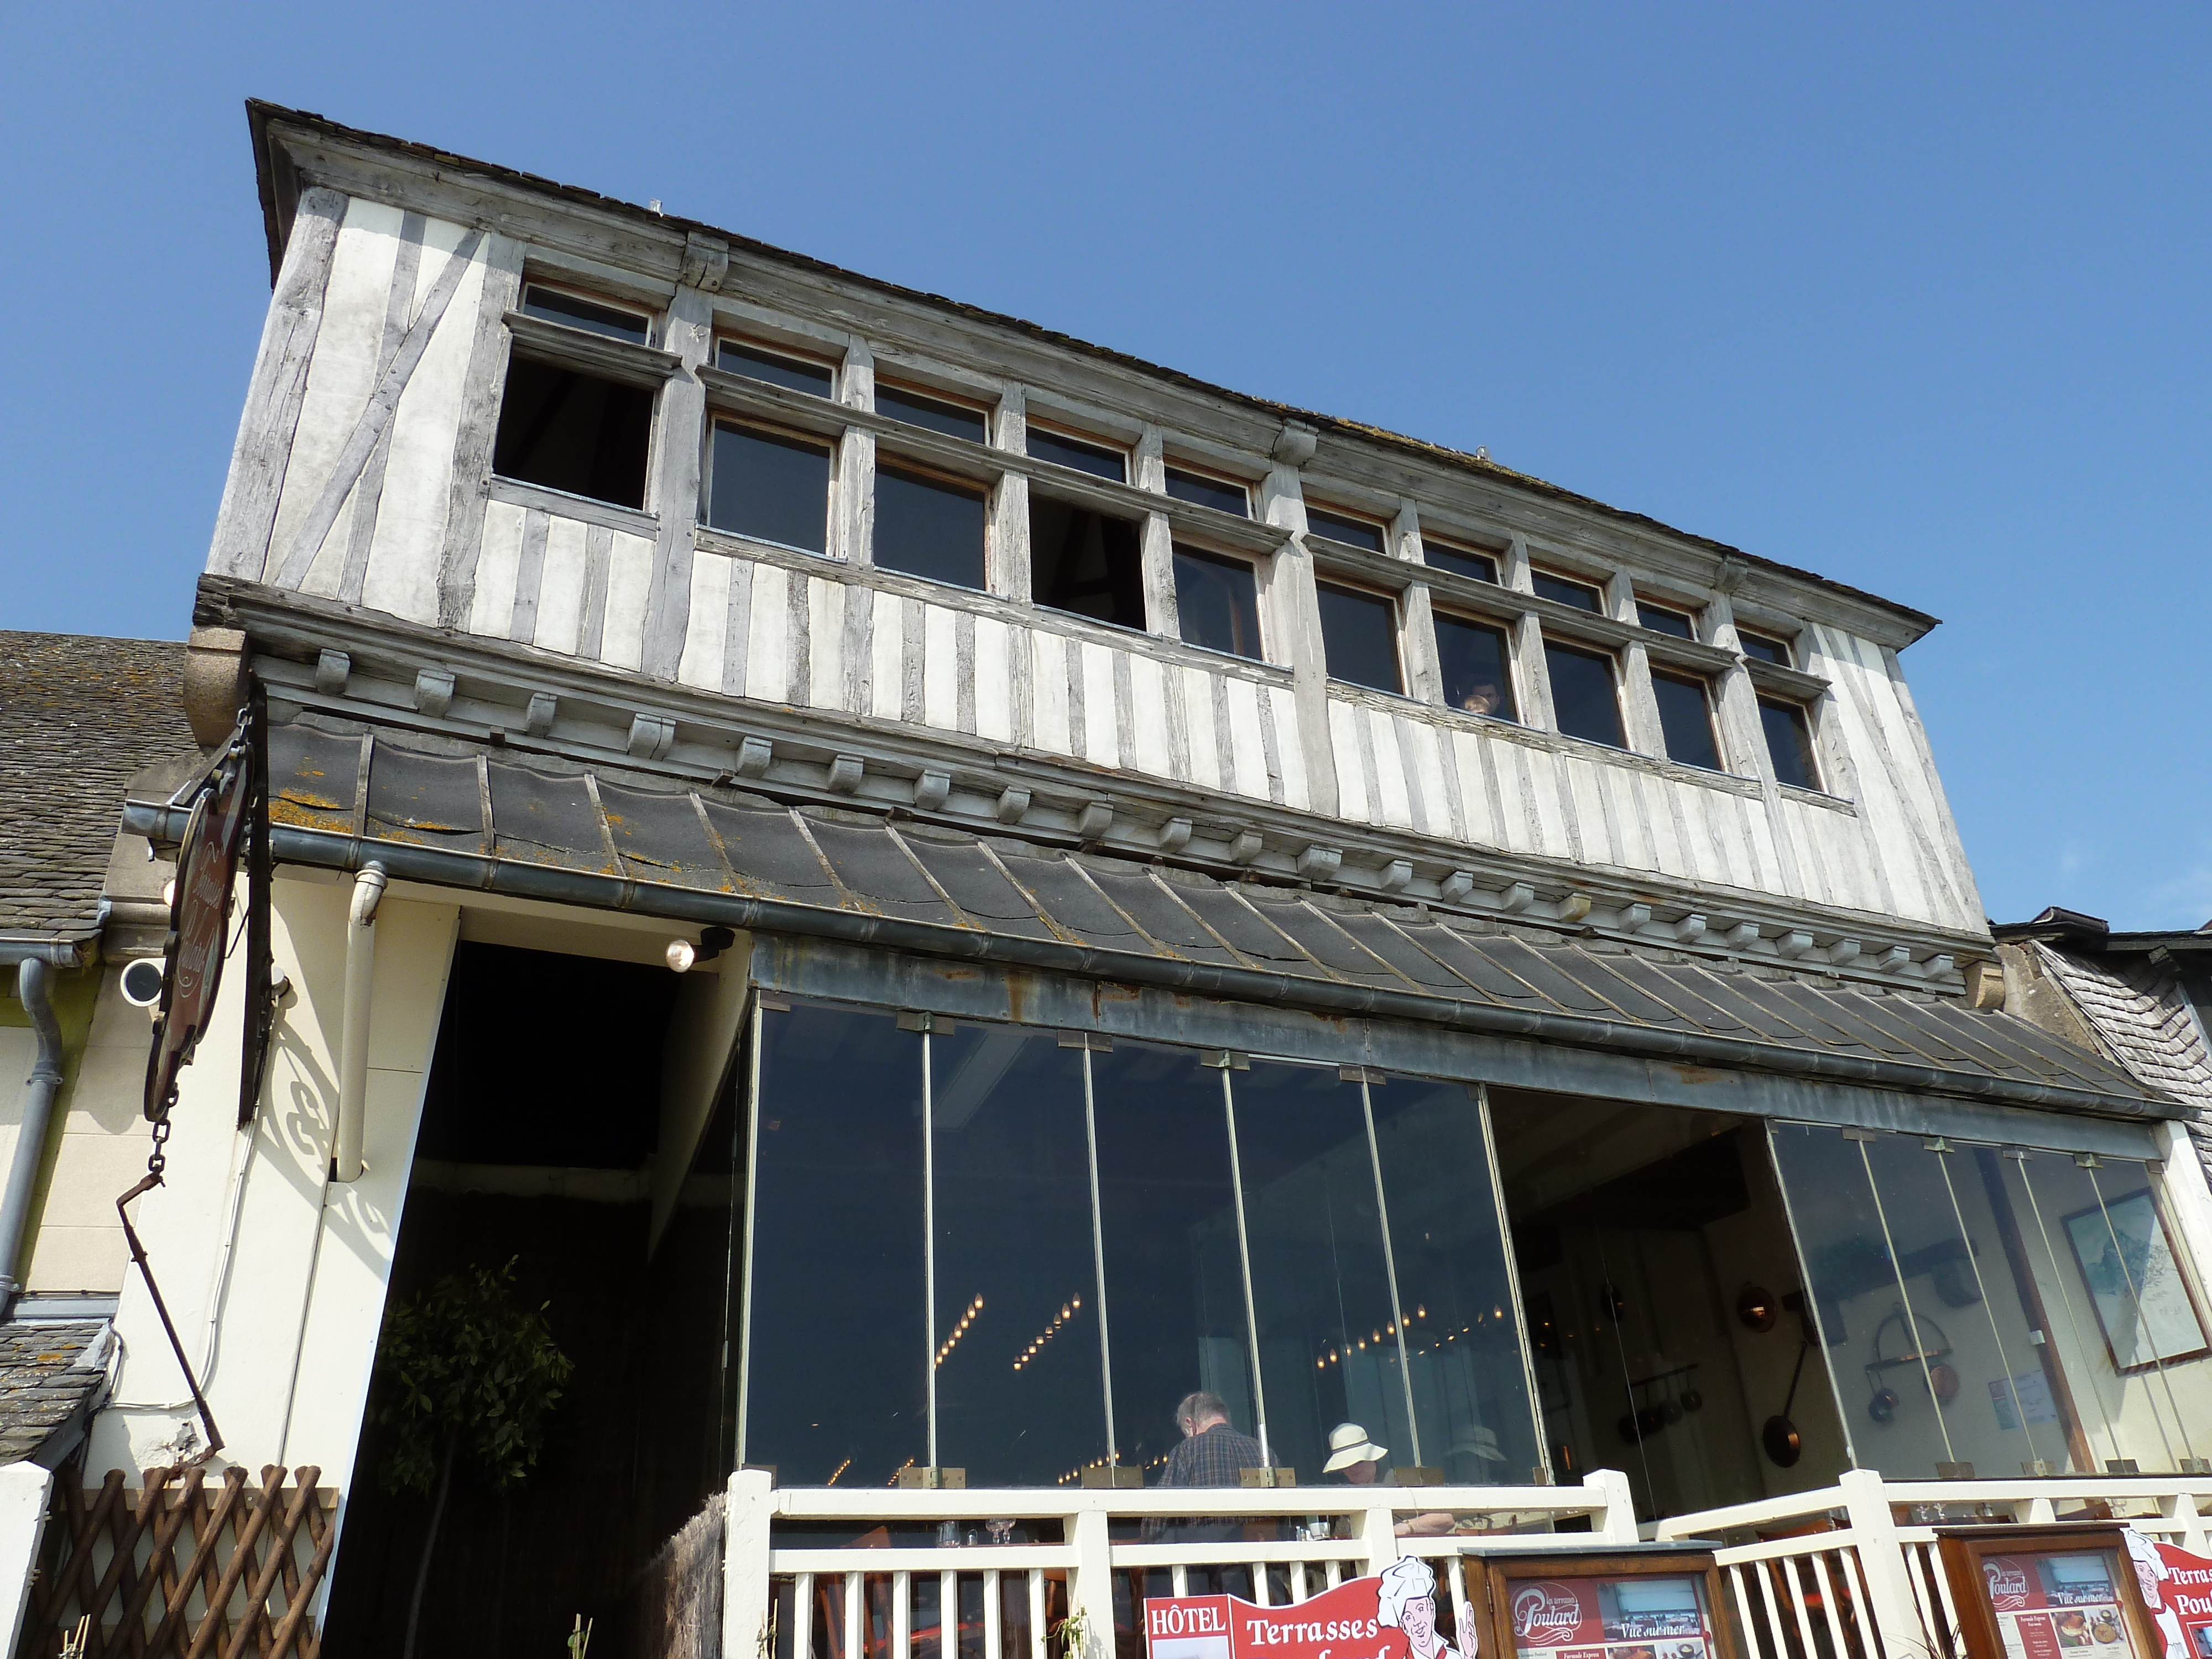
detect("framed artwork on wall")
(2062, 1188), (2210, 1373)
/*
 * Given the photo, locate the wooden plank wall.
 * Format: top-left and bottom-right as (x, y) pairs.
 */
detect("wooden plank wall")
(212, 195), (1985, 938)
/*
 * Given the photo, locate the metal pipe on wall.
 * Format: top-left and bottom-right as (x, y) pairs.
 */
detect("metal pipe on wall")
(334, 863), (387, 1183)
(0, 958), (69, 1310)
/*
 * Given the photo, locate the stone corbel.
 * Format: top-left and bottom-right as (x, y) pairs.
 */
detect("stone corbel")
(182, 627), (248, 747)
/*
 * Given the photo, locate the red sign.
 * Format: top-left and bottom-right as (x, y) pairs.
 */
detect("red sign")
(1979, 1547), (2136, 1659)
(1502, 1572), (1711, 1659)
(1145, 1562), (1465, 1659)
(2127, 1532), (2212, 1659)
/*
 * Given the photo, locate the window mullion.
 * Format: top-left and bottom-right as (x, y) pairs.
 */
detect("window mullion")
(1218, 1065), (1272, 1463)
(1363, 1079), (1422, 1467)
(734, 998), (766, 1467)
(921, 1026), (938, 1473)
(1081, 1047), (1120, 1470)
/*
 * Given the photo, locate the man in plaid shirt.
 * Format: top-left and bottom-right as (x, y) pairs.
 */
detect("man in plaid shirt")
(1144, 1391), (1270, 1543)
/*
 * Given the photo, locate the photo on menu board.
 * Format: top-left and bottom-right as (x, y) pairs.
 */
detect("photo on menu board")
(1508, 1575), (1712, 1659)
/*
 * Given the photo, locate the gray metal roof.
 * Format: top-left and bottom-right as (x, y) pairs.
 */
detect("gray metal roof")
(124, 719), (2176, 1124)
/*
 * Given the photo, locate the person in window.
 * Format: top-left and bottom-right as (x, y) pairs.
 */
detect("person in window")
(1322, 1423), (1453, 1536)
(1143, 1391), (1267, 1543)
(1458, 681), (1503, 717)
(1379, 1556), (1465, 1659)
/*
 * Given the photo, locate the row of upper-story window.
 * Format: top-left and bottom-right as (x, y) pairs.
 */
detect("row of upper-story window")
(492, 283), (1828, 794)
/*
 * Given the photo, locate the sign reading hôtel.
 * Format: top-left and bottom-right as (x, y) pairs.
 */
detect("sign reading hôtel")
(1145, 1561), (1465, 1659)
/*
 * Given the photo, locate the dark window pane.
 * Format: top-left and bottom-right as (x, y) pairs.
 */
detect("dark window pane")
(1164, 467), (1249, 517)
(1545, 641), (1623, 746)
(1027, 429), (1126, 483)
(718, 341), (833, 398)
(1436, 614), (1517, 722)
(930, 1025), (1109, 1486)
(1424, 541), (1499, 584)
(1090, 1041), (1258, 1471)
(1651, 670), (1721, 770)
(875, 465), (987, 590)
(1230, 1063), (1410, 1478)
(1532, 570), (1603, 612)
(1317, 582), (1402, 694)
(708, 424), (830, 554)
(1371, 1082), (1542, 1486)
(1760, 698), (1820, 790)
(1306, 507), (1386, 555)
(1637, 603), (1695, 639)
(745, 1004), (926, 1485)
(520, 285), (650, 344)
(492, 358), (654, 509)
(1173, 547), (1263, 660)
(1738, 631), (1792, 665)
(878, 385), (988, 444)
(1032, 497), (1145, 629)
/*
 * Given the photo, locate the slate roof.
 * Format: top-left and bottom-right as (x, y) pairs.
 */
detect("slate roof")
(0, 633), (197, 942)
(124, 718), (2173, 1123)
(2024, 940), (2212, 1168)
(0, 1319), (111, 1467)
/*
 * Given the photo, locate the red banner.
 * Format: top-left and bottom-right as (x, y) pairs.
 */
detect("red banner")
(2127, 1532), (2212, 1659)
(1145, 1561), (1465, 1659)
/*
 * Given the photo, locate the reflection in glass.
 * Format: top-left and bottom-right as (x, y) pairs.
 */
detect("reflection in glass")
(708, 424), (831, 554)
(1422, 542), (1498, 584)
(1636, 603), (1696, 639)
(1318, 582), (1403, 695)
(1228, 1062), (1406, 1479)
(1651, 671), (1721, 771)
(521, 284), (650, 343)
(1027, 429), (1126, 482)
(1760, 699), (1821, 791)
(744, 1004), (925, 1485)
(1545, 643), (1624, 748)
(718, 341), (833, 397)
(928, 1025), (1110, 1486)
(875, 465), (988, 591)
(1373, 1083), (1543, 1486)
(1089, 1043), (1257, 1473)
(1173, 547), (1262, 660)
(1532, 571), (1602, 612)
(1436, 615), (1517, 722)
(878, 385), (989, 444)
(1306, 508), (1386, 554)
(1164, 468), (1249, 517)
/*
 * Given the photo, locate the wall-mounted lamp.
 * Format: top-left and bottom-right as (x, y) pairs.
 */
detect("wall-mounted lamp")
(666, 926), (737, 974)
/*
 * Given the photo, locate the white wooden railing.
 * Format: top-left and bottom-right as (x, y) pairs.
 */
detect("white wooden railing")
(719, 1470), (1643, 1659)
(1657, 1469), (2212, 1659)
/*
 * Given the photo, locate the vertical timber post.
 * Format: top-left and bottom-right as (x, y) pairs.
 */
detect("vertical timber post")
(724, 1467), (775, 1659)
(1840, 1467), (1931, 1658)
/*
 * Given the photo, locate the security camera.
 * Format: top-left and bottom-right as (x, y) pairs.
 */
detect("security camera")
(119, 957), (166, 1008)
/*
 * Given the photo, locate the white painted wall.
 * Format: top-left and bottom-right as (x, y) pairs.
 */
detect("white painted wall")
(0, 1462), (51, 1656)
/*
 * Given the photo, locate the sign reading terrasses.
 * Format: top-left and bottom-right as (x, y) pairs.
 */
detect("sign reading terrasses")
(1145, 1559), (1466, 1659)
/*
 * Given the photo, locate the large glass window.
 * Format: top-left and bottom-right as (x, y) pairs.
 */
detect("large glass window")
(1173, 547), (1262, 660)
(1436, 613), (1517, 722)
(1027, 428), (1126, 483)
(1545, 642), (1625, 747)
(1651, 670), (1721, 770)
(707, 422), (831, 554)
(1760, 698), (1822, 791)
(1318, 581), (1404, 694)
(737, 1005), (1543, 1488)
(1165, 467), (1249, 518)
(1772, 1124), (2212, 1478)
(875, 464), (988, 590)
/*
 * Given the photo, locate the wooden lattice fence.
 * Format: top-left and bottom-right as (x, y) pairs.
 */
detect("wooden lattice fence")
(17, 1464), (336, 1659)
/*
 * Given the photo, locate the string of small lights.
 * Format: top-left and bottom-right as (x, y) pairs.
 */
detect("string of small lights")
(936, 1294), (985, 1368)
(826, 1457), (851, 1485)
(1013, 1296), (1081, 1371)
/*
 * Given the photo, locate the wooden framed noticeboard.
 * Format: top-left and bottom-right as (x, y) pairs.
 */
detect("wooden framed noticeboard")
(1936, 1526), (2162, 1659)
(1463, 1547), (1739, 1659)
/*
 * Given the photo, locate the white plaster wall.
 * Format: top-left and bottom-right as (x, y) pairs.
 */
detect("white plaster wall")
(0, 1462), (51, 1656)
(87, 874), (456, 1487)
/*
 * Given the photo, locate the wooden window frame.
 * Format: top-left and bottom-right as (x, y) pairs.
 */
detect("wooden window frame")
(1303, 501), (1392, 556)
(519, 280), (656, 345)
(1161, 461), (1254, 519)
(1170, 541), (1270, 664)
(872, 451), (996, 588)
(1420, 534), (1504, 585)
(1315, 575), (1407, 697)
(1529, 564), (1608, 614)
(714, 335), (839, 398)
(704, 416), (838, 559)
(875, 379), (994, 445)
(1736, 626), (1798, 667)
(1430, 604), (1520, 725)
(1024, 422), (1130, 484)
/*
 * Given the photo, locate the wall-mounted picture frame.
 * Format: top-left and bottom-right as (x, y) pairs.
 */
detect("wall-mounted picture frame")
(2061, 1188), (2210, 1374)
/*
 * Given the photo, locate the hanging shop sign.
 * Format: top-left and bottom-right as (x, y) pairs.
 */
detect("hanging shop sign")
(1936, 1526), (2162, 1659)
(144, 729), (252, 1123)
(1463, 1547), (1737, 1659)
(1144, 1558), (1466, 1659)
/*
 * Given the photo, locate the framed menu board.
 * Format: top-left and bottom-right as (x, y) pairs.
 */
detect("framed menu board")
(1463, 1547), (1738, 1659)
(1936, 1526), (2162, 1659)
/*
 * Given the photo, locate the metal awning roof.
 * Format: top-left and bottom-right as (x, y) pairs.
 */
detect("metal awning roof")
(123, 720), (2177, 1125)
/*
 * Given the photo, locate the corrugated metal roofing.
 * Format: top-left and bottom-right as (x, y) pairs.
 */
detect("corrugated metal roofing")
(146, 721), (2177, 1123)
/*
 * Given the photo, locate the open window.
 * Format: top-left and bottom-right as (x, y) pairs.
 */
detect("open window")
(1031, 494), (1145, 629)
(493, 287), (661, 509)
(706, 420), (832, 555)
(1435, 612), (1517, 722)
(1317, 580), (1403, 694)
(1545, 640), (1625, 747)
(1651, 669), (1722, 770)
(875, 462), (988, 590)
(1172, 545), (1262, 660)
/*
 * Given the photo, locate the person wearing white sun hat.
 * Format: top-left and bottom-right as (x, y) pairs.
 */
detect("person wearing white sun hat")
(1321, 1423), (1454, 1535)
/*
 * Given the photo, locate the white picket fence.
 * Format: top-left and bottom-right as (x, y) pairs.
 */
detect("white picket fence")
(719, 1469), (1642, 1659)
(1656, 1469), (2212, 1659)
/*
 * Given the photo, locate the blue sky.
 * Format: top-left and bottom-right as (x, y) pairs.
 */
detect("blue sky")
(3, 4), (2205, 929)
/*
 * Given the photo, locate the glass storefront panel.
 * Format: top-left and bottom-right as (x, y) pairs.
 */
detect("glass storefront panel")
(1227, 1061), (1407, 1480)
(1372, 1082), (1544, 1486)
(1773, 1124), (2212, 1477)
(1089, 1041), (1258, 1476)
(927, 1024), (1109, 1486)
(743, 1003), (927, 1485)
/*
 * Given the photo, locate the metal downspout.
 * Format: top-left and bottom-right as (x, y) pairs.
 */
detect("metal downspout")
(335, 863), (386, 1183)
(0, 959), (68, 1311)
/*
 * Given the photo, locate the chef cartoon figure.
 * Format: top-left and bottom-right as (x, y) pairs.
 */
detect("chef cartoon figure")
(1380, 1557), (1464, 1659)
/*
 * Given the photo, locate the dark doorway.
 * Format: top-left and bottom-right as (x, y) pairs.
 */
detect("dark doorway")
(323, 941), (739, 1657)
(1490, 1091), (1849, 1521)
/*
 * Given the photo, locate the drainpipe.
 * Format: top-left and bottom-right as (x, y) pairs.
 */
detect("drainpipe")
(335, 864), (387, 1183)
(0, 958), (69, 1311)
